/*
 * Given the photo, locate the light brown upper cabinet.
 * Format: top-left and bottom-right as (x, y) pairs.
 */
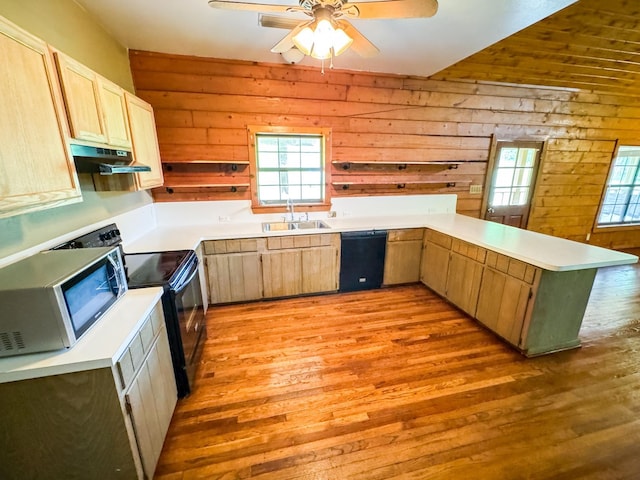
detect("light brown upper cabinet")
(54, 50), (131, 149)
(0, 17), (81, 219)
(125, 93), (164, 190)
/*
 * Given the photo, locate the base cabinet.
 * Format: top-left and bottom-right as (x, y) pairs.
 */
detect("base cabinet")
(263, 234), (340, 299)
(420, 230), (451, 297)
(121, 307), (177, 479)
(0, 301), (176, 480)
(383, 229), (424, 285)
(204, 234), (340, 304)
(476, 267), (532, 346)
(207, 252), (263, 303)
(420, 229), (595, 356)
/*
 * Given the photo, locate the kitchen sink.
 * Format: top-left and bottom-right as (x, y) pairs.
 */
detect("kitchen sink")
(261, 220), (331, 232)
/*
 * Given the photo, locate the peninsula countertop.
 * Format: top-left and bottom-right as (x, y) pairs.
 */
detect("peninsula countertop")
(123, 213), (638, 272)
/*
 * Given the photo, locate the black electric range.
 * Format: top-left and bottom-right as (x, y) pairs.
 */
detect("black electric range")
(54, 225), (206, 398)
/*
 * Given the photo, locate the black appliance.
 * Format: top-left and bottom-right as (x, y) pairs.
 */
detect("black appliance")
(54, 224), (206, 398)
(339, 230), (387, 292)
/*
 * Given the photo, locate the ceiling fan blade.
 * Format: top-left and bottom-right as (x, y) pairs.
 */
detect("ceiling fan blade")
(260, 14), (302, 30)
(208, 0), (304, 15)
(270, 21), (311, 53)
(342, 0), (438, 19)
(337, 20), (379, 58)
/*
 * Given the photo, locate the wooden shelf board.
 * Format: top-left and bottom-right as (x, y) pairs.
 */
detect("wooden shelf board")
(332, 160), (463, 165)
(163, 183), (250, 188)
(163, 160), (250, 165)
(332, 180), (471, 186)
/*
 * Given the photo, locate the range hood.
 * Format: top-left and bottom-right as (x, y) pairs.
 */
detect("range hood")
(71, 144), (152, 175)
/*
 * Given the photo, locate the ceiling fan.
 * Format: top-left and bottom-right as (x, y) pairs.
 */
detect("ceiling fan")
(208, 0), (438, 62)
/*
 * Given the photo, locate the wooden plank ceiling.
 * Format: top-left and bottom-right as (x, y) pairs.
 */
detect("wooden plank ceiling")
(431, 0), (640, 97)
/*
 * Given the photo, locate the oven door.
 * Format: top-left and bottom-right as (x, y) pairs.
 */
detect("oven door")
(172, 256), (206, 394)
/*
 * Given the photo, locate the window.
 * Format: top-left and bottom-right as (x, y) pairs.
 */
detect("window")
(490, 143), (539, 207)
(598, 145), (640, 226)
(248, 126), (331, 211)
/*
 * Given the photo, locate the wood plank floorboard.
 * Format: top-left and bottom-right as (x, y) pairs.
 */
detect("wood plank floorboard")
(154, 263), (640, 479)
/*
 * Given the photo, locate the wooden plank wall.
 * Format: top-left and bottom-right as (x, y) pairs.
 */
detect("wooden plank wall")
(129, 50), (640, 249)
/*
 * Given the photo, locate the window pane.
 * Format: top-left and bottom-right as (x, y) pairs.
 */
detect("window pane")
(516, 148), (537, 167)
(512, 168), (533, 187)
(510, 187), (529, 206)
(279, 151), (301, 168)
(258, 171), (280, 186)
(258, 152), (279, 168)
(257, 136), (278, 152)
(491, 188), (511, 206)
(259, 186), (281, 202)
(301, 137), (321, 152)
(301, 171), (322, 185)
(498, 148), (518, 168)
(301, 152), (321, 168)
(495, 168), (514, 187)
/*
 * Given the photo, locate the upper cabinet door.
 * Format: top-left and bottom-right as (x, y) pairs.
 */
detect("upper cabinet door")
(98, 78), (131, 149)
(54, 51), (108, 145)
(0, 17), (81, 218)
(125, 93), (164, 190)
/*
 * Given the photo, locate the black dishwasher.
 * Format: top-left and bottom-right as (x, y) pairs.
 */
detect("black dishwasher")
(339, 230), (387, 292)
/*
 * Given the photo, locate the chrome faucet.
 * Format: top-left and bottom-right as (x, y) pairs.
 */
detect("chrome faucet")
(286, 197), (295, 222)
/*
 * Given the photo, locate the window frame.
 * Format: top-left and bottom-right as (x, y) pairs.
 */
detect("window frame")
(247, 125), (332, 213)
(595, 143), (640, 230)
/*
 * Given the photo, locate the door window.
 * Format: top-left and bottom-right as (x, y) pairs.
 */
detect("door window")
(485, 141), (542, 228)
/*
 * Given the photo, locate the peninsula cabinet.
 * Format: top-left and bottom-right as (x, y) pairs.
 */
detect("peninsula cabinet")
(420, 229), (452, 297)
(383, 229), (424, 285)
(445, 239), (486, 316)
(420, 228), (601, 356)
(0, 299), (176, 480)
(0, 17), (81, 219)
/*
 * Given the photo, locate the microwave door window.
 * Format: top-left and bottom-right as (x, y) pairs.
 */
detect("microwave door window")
(64, 264), (117, 337)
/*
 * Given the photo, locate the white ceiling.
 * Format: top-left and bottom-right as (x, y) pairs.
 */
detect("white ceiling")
(75, 0), (577, 77)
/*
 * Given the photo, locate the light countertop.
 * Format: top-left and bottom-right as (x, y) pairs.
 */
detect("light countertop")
(0, 287), (163, 384)
(123, 213), (638, 272)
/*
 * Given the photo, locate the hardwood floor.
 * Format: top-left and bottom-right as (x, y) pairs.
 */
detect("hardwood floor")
(155, 264), (640, 479)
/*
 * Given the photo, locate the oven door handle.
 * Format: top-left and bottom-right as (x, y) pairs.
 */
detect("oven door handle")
(174, 262), (199, 292)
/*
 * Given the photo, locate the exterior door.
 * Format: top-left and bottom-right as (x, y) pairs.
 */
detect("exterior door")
(484, 141), (542, 228)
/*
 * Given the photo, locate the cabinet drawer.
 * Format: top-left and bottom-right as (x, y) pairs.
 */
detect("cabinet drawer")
(424, 229), (452, 249)
(387, 229), (423, 242)
(486, 251), (539, 284)
(267, 234), (336, 250)
(451, 238), (486, 263)
(203, 238), (260, 254)
(116, 304), (163, 390)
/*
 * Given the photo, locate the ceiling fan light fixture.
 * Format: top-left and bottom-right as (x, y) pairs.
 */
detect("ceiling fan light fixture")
(292, 25), (314, 55)
(291, 17), (354, 60)
(332, 27), (353, 56)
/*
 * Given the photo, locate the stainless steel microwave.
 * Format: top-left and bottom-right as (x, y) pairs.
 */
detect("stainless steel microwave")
(0, 247), (127, 357)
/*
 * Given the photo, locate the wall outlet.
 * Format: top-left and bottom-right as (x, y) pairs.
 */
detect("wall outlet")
(470, 185), (483, 194)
